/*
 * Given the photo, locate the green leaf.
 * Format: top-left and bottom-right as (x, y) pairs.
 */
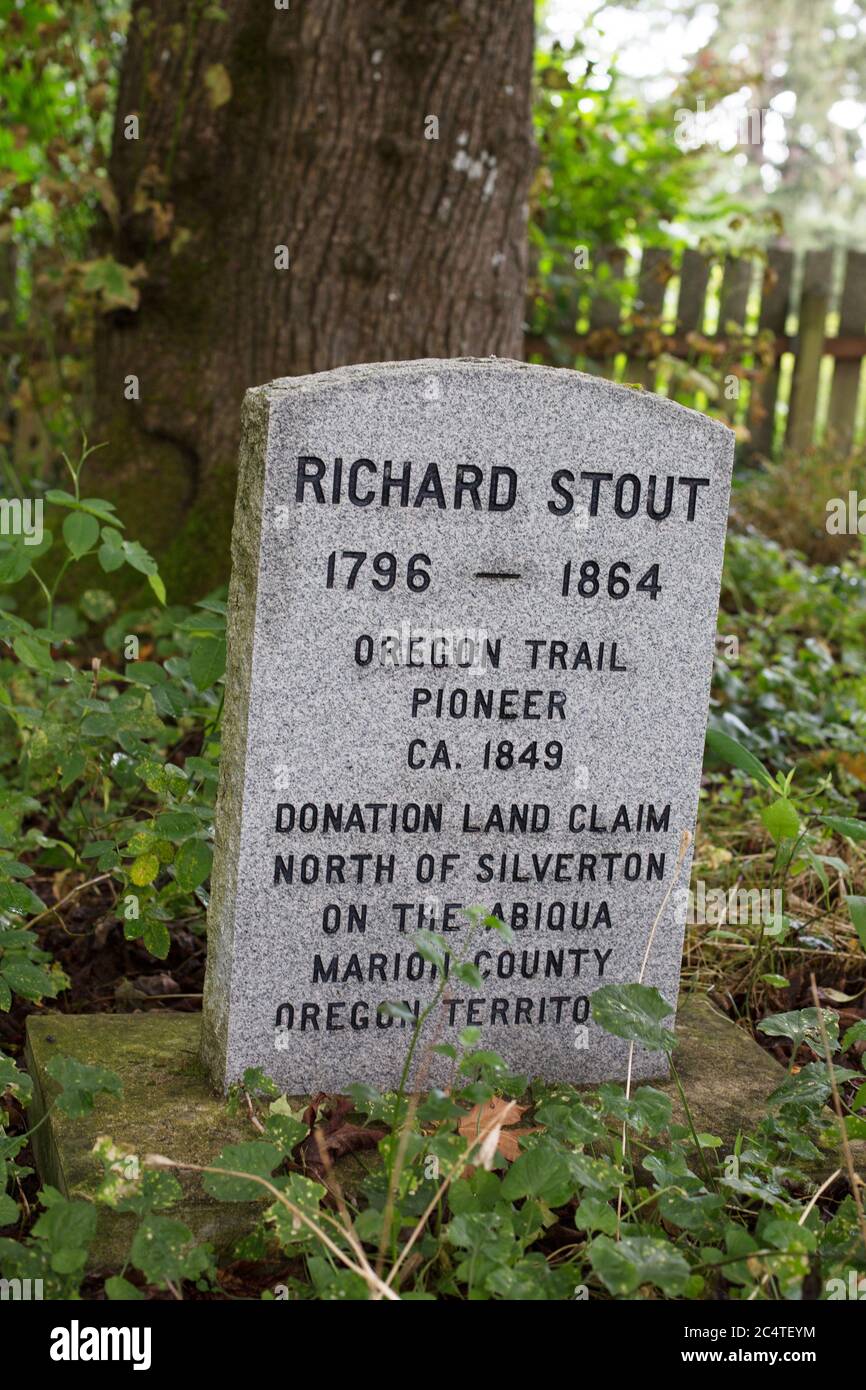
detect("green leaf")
(846, 896), (866, 951)
(32, 1190), (97, 1273)
(598, 1083), (673, 1136)
(125, 661), (166, 687)
(13, 634), (56, 675)
(268, 1173), (327, 1246)
(500, 1144), (573, 1206)
(591, 983), (675, 1052)
(0, 1053), (33, 1103)
(62, 511), (100, 559)
(45, 1056), (122, 1118)
(98, 533), (125, 572)
(174, 838), (212, 891)
(148, 572), (167, 605)
(79, 497), (121, 523)
(769, 1062), (858, 1110)
(201, 1141), (281, 1202)
(79, 588), (116, 622)
(0, 544), (34, 585)
(105, 1275), (144, 1300)
(188, 638), (226, 691)
(130, 1213), (212, 1286)
(818, 816), (866, 843)
(760, 798), (800, 843)
(81, 256), (144, 313)
(154, 811), (198, 839)
(704, 729), (775, 789)
(141, 918), (171, 960)
(589, 1234), (691, 1296)
(758, 1007), (839, 1056)
(130, 853), (160, 887)
(60, 751), (87, 791)
(1, 959), (64, 1003)
(121, 540), (158, 576)
(575, 1195), (618, 1235)
(263, 1112), (309, 1156)
(0, 1191), (20, 1225)
(0, 878), (45, 916)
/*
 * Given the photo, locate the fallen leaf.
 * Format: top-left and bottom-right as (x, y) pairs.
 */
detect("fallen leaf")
(299, 1094), (386, 1179)
(458, 1096), (536, 1164)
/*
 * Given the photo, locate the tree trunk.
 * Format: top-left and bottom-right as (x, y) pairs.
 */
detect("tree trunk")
(92, 0), (535, 597)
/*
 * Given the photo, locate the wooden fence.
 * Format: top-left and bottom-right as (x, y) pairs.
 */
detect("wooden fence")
(524, 244), (866, 459)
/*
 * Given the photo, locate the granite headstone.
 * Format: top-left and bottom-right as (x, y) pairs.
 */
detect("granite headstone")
(201, 359), (734, 1092)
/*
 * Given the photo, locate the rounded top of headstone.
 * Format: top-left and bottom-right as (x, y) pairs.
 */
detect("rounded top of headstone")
(250, 357), (734, 442)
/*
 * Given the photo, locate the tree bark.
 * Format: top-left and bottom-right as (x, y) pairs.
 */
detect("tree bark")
(92, 0), (535, 596)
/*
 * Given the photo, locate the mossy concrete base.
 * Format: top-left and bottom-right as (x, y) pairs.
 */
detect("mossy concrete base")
(25, 1012), (258, 1270)
(26, 999), (864, 1270)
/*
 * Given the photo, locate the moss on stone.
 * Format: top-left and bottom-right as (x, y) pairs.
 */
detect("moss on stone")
(25, 997), (864, 1273)
(25, 1012), (258, 1269)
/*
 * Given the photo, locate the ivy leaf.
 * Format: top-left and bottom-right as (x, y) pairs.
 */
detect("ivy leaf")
(31, 1190), (97, 1274)
(769, 1062), (858, 1110)
(45, 1055), (123, 1118)
(758, 1007), (839, 1056)
(591, 983), (675, 1052)
(201, 1141), (281, 1202)
(264, 1112), (309, 1156)
(130, 1213), (213, 1285)
(62, 511), (100, 559)
(575, 1195), (618, 1235)
(105, 1275), (145, 1300)
(268, 1173), (327, 1246)
(598, 1083), (673, 1136)
(589, 1234), (691, 1296)
(500, 1144), (573, 1206)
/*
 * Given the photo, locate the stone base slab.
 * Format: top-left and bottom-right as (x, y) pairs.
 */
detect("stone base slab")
(25, 998), (863, 1270)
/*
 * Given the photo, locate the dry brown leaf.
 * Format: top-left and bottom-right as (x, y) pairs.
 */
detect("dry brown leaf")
(457, 1096), (537, 1164)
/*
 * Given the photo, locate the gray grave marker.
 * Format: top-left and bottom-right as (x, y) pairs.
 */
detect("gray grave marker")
(201, 359), (733, 1092)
